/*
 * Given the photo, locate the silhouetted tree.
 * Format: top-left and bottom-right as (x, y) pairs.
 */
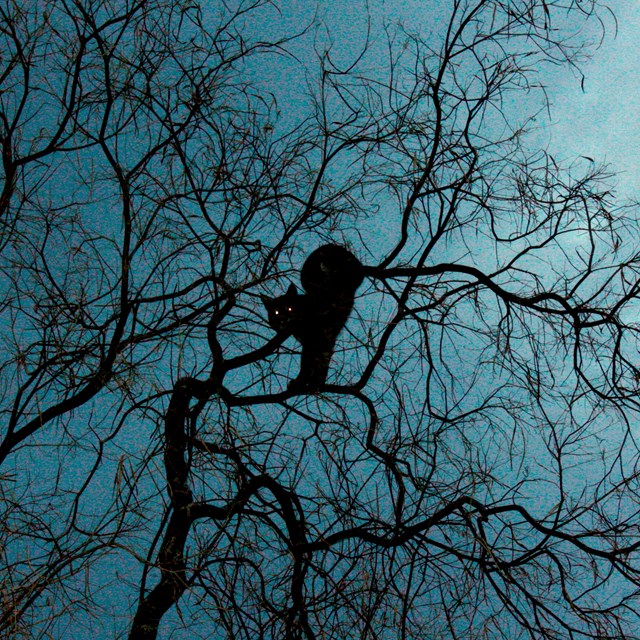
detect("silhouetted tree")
(2, 1), (640, 638)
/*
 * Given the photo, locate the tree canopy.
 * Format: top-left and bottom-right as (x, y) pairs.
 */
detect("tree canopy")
(2, 1), (640, 638)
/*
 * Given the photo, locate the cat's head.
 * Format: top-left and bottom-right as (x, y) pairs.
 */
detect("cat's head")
(262, 284), (302, 333)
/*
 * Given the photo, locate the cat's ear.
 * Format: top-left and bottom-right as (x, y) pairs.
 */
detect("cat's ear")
(286, 283), (298, 296)
(260, 295), (272, 310)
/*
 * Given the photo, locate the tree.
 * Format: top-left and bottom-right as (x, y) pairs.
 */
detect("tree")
(2, 0), (640, 638)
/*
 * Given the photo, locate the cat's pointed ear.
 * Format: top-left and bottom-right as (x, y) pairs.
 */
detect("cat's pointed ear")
(286, 283), (298, 295)
(260, 295), (272, 310)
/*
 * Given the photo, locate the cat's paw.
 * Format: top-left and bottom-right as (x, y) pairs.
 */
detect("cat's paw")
(287, 377), (321, 394)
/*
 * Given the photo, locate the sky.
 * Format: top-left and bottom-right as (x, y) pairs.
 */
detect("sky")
(253, 0), (639, 198)
(545, 2), (640, 197)
(5, 1), (640, 638)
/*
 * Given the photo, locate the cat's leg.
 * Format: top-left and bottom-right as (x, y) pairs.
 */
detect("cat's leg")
(288, 339), (333, 392)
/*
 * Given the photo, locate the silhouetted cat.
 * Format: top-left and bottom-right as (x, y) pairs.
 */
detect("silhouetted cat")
(262, 244), (364, 392)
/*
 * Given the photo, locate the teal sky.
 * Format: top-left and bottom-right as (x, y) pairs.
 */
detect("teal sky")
(546, 3), (640, 195)
(250, 0), (636, 196)
(4, 2), (638, 637)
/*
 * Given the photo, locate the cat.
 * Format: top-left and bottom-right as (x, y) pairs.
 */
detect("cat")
(262, 244), (364, 392)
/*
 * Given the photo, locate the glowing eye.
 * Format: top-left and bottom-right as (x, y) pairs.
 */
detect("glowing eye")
(287, 307), (293, 312)
(274, 310), (279, 315)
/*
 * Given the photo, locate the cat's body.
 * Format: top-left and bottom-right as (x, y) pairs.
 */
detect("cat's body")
(263, 244), (364, 391)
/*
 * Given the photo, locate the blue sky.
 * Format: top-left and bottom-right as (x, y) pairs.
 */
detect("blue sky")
(546, 3), (640, 195)
(252, 0), (638, 197)
(4, 2), (639, 637)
